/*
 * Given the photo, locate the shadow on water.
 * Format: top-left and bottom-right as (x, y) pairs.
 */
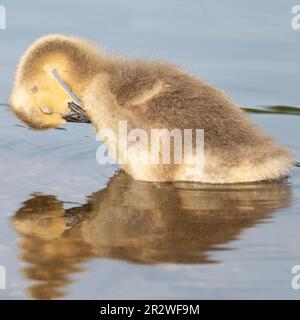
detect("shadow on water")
(11, 171), (292, 299)
(294, 162), (300, 168)
(242, 105), (300, 116)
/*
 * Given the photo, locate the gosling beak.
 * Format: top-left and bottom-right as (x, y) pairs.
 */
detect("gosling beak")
(63, 102), (91, 123)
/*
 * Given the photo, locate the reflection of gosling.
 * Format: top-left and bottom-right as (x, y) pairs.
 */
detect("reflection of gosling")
(12, 171), (292, 266)
(10, 34), (292, 183)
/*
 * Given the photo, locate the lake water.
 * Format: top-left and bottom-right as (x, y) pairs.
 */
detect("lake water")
(0, 0), (300, 299)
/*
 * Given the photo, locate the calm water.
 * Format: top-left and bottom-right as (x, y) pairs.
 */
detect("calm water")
(0, 0), (300, 299)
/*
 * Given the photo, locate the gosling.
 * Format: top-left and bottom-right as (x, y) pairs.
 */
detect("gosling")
(10, 34), (292, 183)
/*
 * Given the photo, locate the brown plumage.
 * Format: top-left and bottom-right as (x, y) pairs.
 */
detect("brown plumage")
(10, 34), (292, 183)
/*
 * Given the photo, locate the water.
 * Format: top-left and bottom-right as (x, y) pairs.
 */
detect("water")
(0, 0), (300, 299)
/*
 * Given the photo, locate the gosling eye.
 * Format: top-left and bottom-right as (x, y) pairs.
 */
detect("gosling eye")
(40, 106), (53, 114)
(31, 86), (38, 93)
(38, 218), (53, 227)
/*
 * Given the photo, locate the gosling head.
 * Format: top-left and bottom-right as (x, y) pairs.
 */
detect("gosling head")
(10, 80), (90, 129)
(10, 34), (99, 129)
(10, 72), (74, 129)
